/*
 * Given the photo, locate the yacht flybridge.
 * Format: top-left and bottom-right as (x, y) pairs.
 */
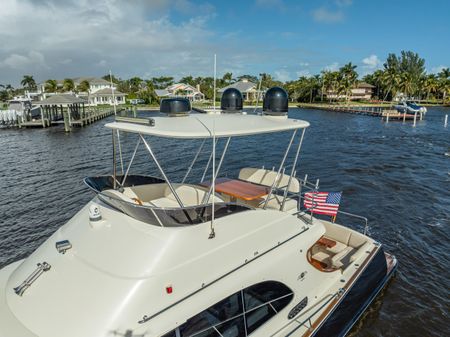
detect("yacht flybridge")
(0, 87), (397, 337)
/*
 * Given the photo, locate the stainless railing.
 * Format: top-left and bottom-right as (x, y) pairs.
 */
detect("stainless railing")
(280, 173), (370, 236)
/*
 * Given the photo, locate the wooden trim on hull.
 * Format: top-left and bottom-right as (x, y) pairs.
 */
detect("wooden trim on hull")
(303, 247), (397, 337)
(301, 245), (380, 337)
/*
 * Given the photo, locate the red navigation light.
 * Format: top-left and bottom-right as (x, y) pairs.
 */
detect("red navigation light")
(166, 285), (173, 294)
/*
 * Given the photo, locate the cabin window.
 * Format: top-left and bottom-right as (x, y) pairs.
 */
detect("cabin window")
(164, 281), (293, 337)
(243, 281), (293, 334)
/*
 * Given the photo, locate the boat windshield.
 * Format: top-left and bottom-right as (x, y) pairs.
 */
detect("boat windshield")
(86, 114), (309, 227)
(85, 175), (251, 227)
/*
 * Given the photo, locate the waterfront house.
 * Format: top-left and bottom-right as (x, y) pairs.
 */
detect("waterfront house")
(155, 83), (205, 102)
(350, 82), (375, 100)
(326, 82), (375, 100)
(218, 78), (263, 101)
(83, 87), (126, 106)
(34, 77), (126, 106)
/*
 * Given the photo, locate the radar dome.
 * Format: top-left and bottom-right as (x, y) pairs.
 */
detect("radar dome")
(262, 86), (288, 115)
(220, 88), (243, 112)
(160, 98), (191, 116)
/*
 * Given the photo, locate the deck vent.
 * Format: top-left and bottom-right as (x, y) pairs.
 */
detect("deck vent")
(221, 88), (243, 113)
(263, 86), (288, 116)
(288, 296), (308, 319)
(160, 98), (191, 116)
(56, 240), (72, 254)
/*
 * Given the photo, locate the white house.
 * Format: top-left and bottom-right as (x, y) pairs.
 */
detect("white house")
(218, 78), (263, 101)
(155, 83), (205, 101)
(35, 77), (126, 106)
(326, 82), (375, 101)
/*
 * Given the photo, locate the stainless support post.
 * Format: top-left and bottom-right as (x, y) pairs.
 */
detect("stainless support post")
(121, 137), (141, 186)
(116, 129), (124, 174)
(263, 130), (297, 209)
(281, 129), (306, 211)
(140, 135), (185, 208)
(182, 139), (206, 184)
(202, 137), (231, 204)
(112, 130), (117, 189)
(201, 138), (219, 183)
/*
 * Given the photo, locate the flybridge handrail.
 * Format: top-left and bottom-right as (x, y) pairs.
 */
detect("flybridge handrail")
(285, 176), (370, 236)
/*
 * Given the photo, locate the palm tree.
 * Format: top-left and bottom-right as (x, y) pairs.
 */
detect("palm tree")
(21, 75), (36, 91)
(339, 63), (358, 103)
(382, 68), (400, 101)
(77, 80), (91, 104)
(438, 68), (450, 103)
(45, 79), (58, 93)
(222, 72), (233, 85)
(423, 75), (438, 101)
(398, 72), (414, 98)
(62, 78), (75, 92)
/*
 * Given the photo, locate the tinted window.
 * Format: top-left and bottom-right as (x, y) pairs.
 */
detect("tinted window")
(216, 316), (246, 337)
(245, 304), (276, 335)
(244, 281), (293, 334)
(176, 281), (293, 337)
(244, 281), (292, 311)
(161, 331), (176, 337)
(180, 293), (243, 336)
(190, 329), (220, 337)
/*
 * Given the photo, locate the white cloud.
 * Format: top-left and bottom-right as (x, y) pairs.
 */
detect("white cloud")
(274, 69), (292, 82)
(312, 7), (344, 23)
(431, 65), (447, 74)
(0, 0), (218, 84)
(299, 62), (309, 67)
(362, 54), (381, 69)
(324, 62), (339, 71)
(0, 51), (48, 69)
(60, 58), (72, 65)
(296, 70), (311, 78)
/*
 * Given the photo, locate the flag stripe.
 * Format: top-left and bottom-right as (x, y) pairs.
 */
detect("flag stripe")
(303, 191), (342, 216)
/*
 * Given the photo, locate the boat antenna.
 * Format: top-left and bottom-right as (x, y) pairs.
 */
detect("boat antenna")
(209, 54), (217, 239)
(213, 54), (217, 112)
(110, 69), (123, 174)
(253, 73), (263, 114)
(109, 70), (117, 116)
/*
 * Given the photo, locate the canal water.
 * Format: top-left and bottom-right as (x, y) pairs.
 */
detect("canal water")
(0, 107), (449, 336)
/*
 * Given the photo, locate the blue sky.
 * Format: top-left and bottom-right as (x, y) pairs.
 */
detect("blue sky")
(0, 0), (448, 85)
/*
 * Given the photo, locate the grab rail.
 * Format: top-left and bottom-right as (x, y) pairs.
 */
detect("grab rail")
(14, 262), (51, 296)
(336, 210), (369, 235)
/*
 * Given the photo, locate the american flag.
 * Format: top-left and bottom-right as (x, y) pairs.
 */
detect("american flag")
(304, 191), (342, 216)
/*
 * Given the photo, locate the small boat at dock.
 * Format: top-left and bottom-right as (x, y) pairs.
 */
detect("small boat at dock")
(394, 100), (427, 115)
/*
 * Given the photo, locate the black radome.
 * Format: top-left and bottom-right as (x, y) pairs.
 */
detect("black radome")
(160, 98), (191, 116)
(263, 87), (288, 115)
(221, 88), (243, 112)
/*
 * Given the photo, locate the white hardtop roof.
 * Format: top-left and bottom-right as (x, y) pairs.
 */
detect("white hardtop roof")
(105, 113), (309, 139)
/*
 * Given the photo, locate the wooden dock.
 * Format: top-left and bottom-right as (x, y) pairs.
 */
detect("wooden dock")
(297, 104), (424, 123)
(297, 104), (389, 116)
(17, 106), (117, 131)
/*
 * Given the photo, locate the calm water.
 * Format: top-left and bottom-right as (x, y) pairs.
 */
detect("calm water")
(0, 107), (449, 336)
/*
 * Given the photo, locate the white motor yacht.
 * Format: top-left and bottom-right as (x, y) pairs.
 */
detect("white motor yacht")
(0, 87), (397, 337)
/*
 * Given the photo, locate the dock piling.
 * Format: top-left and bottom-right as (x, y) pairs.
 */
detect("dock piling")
(445, 114), (448, 127)
(413, 112), (417, 127)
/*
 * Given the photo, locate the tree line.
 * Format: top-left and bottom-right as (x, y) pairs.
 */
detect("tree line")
(1, 50), (449, 104)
